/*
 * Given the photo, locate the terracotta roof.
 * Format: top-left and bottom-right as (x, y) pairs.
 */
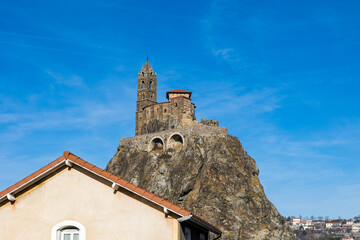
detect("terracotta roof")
(166, 89), (192, 99)
(0, 151), (221, 235)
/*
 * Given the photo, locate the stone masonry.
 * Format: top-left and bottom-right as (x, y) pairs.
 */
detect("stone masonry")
(121, 125), (228, 152)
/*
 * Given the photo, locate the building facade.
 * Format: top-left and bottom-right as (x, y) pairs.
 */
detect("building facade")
(0, 151), (221, 240)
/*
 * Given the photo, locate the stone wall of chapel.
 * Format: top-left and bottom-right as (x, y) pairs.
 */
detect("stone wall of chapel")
(136, 98), (197, 135)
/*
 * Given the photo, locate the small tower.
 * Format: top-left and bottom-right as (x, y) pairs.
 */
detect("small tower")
(136, 58), (157, 135)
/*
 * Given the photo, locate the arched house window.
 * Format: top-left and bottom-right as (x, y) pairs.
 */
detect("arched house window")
(51, 220), (86, 240)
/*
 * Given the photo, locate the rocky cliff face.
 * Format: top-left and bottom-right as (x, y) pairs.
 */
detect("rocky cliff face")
(106, 129), (297, 240)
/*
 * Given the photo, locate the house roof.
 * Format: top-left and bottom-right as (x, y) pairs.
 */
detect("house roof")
(0, 151), (221, 235)
(166, 89), (192, 99)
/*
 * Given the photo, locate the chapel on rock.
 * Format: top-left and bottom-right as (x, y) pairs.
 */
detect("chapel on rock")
(135, 59), (219, 136)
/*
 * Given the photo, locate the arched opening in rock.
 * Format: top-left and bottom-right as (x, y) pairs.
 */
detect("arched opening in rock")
(168, 134), (184, 150)
(149, 137), (164, 153)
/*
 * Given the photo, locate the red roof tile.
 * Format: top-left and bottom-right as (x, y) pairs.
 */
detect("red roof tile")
(166, 89), (192, 99)
(0, 155), (64, 199)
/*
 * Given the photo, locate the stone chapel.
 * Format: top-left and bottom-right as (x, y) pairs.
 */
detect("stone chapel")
(135, 59), (219, 136)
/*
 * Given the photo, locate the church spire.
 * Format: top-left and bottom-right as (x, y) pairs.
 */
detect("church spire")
(136, 59), (157, 135)
(141, 57), (154, 73)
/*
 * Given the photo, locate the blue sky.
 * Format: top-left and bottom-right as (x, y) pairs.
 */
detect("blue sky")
(1, 0), (359, 219)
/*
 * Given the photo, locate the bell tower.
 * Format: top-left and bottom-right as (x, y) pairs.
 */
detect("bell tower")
(136, 58), (157, 135)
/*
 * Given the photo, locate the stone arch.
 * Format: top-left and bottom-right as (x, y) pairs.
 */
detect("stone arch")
(148, 136), (165, 153)
(167, 133), (184, 150)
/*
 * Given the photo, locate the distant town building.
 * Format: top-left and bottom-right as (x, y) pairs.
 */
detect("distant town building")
(326, 221), (342, 229)
(352, 223), (360, 233)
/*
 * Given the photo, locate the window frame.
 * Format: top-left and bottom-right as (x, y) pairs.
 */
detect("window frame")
(185, 227), (191, 240)
(51, 220), (86, 240)
(61, 228), (79, 240)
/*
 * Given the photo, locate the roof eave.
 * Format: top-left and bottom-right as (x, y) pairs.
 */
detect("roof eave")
(0, 159), (65, 204)
(177, 214), (222, 235)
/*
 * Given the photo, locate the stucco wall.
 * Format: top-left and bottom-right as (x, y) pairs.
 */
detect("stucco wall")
(0, 167), (180, 240)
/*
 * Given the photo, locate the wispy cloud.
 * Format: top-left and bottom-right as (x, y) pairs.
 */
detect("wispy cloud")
(196, 86), (283, 117)
(46, 70), (86, 88)
(212, 48), (241, 62)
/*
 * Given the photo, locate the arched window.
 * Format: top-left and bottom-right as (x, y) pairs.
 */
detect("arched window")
(51, 220), (86, 240)
(149, 137), (164, 152)
(142, 72), (144, 77)
(167, 133), (184, 150)
(142, 81), (145, 88)
(150, 81), (152, 89)
(60, 227), (79, 240)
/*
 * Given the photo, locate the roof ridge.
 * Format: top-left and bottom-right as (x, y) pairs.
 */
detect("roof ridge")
(166, 89), (192, 92)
